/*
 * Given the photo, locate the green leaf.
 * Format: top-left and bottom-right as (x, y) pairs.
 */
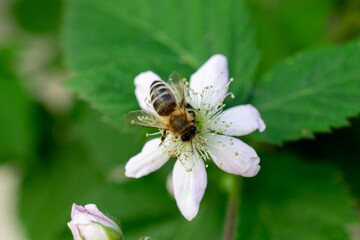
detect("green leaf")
(251, 41), (360, 144)
(0, 48), (35, 162)
(66, 67), (140, 131)
(237, 152), (358, 240)
(63, 0), (260, 130)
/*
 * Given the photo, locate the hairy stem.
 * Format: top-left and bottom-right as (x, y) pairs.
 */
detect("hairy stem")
(222, 176), (242, 240)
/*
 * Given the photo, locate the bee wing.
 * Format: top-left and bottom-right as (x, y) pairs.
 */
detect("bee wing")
(124, 110), (166, 129)
(168, 71), (186, 106)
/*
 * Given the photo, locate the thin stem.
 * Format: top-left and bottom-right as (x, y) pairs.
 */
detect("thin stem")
(222, 176), (242, 240)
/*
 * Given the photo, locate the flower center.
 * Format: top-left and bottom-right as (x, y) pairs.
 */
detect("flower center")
(156, 78), (235, 171)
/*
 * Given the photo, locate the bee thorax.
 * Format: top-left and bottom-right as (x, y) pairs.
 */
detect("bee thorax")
(169, 115), (190, 134)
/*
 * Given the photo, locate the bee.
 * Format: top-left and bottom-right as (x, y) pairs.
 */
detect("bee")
(125, 72), (197, 143)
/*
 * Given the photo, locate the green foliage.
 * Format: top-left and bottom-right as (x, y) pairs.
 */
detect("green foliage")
(0, 48), (35, 162)
(245, 0), (337, 73)
(2, 0), (359, 239)
(66, 67), (139, 130)
(251, 41), (360, 144)
(12, 0), (62, 33)
(69, 106), (143, 171)
(63, 0), (260, 125)
(238, 152), (357, 240)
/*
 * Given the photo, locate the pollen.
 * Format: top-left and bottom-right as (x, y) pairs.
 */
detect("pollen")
(154, 73), (241, 170)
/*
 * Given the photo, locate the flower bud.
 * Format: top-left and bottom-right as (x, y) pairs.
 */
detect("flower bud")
(68, 203), (123, 240)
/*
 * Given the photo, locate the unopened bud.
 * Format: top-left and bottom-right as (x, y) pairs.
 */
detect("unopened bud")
(68, 203), (123, 240)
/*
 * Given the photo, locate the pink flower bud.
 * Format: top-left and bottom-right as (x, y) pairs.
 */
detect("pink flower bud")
(68, 203), (123, 240)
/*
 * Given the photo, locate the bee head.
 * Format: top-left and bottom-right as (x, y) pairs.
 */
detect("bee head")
(181, 126), (197, 142)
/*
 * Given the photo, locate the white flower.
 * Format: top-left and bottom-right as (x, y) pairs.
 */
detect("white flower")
(125, 54), (265, 221)
(68, 203), (123, 240)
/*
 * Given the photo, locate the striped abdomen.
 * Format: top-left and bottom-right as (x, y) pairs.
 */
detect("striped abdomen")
(150, 81), (177, 116)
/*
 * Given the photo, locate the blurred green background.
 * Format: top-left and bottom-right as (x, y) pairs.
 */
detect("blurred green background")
(0, 0), (360, 239)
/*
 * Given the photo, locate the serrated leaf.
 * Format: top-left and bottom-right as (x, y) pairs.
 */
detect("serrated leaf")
(251, 41), (360, 144)
(66, 66), (139, 130)
(63, 0), (260, 131)
(237, 152), (358, 240)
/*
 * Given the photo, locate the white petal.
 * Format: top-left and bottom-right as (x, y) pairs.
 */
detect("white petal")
(77, 223), (108, 240)
(84, 204), (115, 227)
(67, 222), (82, 240)
(172, 152), (207, 221)
(134, 71), (162, 114)
(125, 138), (170, 178)
(189, 54), (229, 107)
(211, 104), (266, 136)
(206, 134), (260, 177)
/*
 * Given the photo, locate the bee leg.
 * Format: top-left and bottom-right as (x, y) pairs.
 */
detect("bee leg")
(180, 98), (185, 108)
(185, 103), (194, 109)
(160, 130), (167, 144)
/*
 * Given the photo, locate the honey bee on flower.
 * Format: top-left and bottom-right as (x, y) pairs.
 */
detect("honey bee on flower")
(124, 54), (265, 221)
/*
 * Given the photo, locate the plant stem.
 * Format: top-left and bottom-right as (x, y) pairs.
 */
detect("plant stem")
(222, 176), (242, 240)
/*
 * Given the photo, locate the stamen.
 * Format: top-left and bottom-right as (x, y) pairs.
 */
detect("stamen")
(146, 131), (162, 137)
(149, 76), (237, 169)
